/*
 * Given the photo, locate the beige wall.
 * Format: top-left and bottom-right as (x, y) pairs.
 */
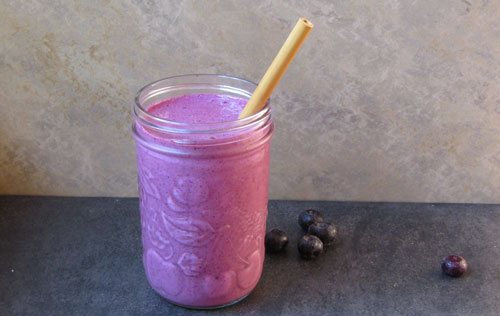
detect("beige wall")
(1, 0), (500, 202)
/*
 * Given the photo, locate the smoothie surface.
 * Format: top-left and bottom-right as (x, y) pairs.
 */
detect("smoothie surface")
(148, 94), (247, 124)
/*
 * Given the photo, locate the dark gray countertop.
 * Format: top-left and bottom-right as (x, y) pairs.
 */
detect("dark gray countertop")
(1, 196), (500, 316)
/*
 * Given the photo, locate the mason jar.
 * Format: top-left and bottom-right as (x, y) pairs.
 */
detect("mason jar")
(131, 74), (274, 308)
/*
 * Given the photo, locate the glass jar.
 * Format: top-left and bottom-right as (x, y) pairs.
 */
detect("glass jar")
(131, 74), (273, 308)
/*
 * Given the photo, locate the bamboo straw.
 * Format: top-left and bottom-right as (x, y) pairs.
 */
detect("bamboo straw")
(238, 18), (314, 119)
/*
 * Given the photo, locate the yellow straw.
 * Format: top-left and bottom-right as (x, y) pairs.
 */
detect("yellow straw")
(238, 18), (314, 119)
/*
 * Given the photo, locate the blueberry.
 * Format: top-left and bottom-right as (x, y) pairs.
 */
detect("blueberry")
(298, 209), (324, 231)
(441, 255), (468, 277)
(307, 222), (337, 246)
(298, 235), (323, 259)
(265, 228), (289, 253)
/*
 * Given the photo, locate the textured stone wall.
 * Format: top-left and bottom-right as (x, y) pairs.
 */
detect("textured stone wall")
(1, 0), (499, 202)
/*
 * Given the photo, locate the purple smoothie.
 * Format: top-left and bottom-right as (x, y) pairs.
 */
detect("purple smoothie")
(134, 93), (272, 307)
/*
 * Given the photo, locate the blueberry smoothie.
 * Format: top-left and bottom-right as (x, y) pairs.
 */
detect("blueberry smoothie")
(133, 85), (273, 308)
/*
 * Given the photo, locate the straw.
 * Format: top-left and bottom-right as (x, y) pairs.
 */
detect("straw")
(238, 18), (314, 119)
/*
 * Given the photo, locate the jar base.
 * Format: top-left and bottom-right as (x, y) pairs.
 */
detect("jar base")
(159, 292), (251, 310)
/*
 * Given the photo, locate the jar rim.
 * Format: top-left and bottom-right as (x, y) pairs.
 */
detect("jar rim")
(133, 74), (270, 134)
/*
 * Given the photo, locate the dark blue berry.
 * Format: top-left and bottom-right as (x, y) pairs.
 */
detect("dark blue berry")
(307, 222), (337, 246)
(298, 209), (324, 231)
(441, 255), (468, 277)
(265, 228), (289, 253)
(298, 235), (323, 259)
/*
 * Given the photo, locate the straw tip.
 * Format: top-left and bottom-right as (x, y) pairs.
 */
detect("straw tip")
(300, 18), (314, 28)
